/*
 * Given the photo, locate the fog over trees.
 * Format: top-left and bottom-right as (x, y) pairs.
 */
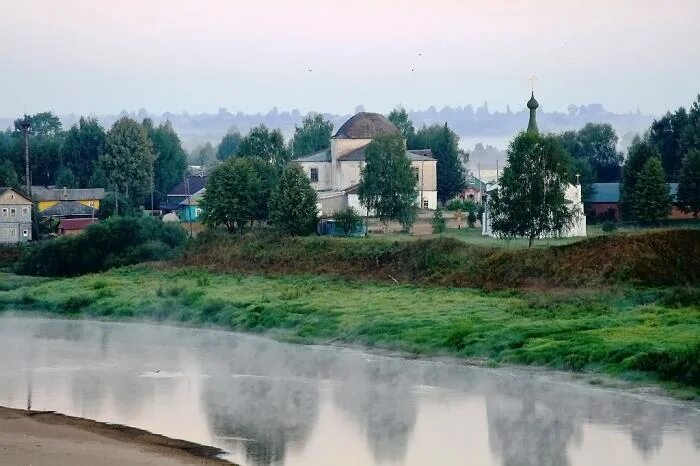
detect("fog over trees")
(0, 103), (653, 170)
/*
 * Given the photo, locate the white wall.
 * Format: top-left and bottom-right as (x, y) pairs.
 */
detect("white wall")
(297, 162), (332, 191)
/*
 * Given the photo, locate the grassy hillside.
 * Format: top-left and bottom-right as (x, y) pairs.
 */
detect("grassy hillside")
(182, 229), (700, 289)
(0, 267), (698, 397)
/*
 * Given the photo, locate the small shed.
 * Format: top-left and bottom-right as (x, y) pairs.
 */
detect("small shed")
(58, 218), (98, 236)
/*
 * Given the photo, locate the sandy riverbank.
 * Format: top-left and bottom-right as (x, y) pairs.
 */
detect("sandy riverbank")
(0, 406), (233, 466)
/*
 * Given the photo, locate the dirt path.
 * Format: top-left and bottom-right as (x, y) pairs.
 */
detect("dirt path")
(0, 406), (234, 466)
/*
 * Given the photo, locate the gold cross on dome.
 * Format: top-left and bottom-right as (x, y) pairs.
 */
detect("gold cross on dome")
(529, 74), (538, 93)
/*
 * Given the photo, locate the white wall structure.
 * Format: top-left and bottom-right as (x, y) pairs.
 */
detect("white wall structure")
(482, 183), (587, 238)
(294, 112), (438, 216)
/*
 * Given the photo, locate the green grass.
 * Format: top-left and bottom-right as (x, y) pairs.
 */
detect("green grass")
(1, 267), (698, 397)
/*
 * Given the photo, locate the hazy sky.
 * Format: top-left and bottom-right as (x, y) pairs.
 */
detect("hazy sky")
(2, 0), (699, 117)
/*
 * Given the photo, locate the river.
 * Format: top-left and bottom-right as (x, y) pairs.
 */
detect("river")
(1, 316), (698, 466)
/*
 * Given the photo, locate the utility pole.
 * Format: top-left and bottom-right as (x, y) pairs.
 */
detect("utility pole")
(20, 116), (31, 197)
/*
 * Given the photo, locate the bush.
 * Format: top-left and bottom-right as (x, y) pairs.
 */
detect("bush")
(467, 211), (477, 228)
(446, 199), (478, 213)
(602, 221), (617, 233)
(334, 207), (362, 236)
(432, 208), (446, 234)
(15, 216), (187, 277)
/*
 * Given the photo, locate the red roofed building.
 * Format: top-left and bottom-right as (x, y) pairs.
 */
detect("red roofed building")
(58, 218), (98, 236)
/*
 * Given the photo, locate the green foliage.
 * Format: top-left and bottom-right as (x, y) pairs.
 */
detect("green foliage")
(334, 207), (362, 236)
(13, 112), (64, 186)
(290, 114), (333, 157)
(55, 166), (76, 188)
(602, 221), (617, 233)
(269, 165), (318, 235)
(14, 217), (187, 277)
(387, 107), (415, 141)
(60, 117), (106, 187)
(189, 142), (217, 168)
(411, 123), (466, 203)
(557, 123), (622, 182)
(358, 134), (418, 231)
(633, 157), (671, 223)
(199, 157), (276, 232)
(620, 137), (660, 220)
(147, 121), (187, 200)
(101, 117), (155, 207)
(0, 160), (19, 187)
(488, 132), (577, 247)
(217, 132), (242, 161)
(446, 199), (477, 213)
(238, 124), (290, 170)
(98, 192), (137, 219)
(432, 208), (446, 233)
(676, 149), (700, 217)
(467, 211), (477, 228)
(648, 95), (700, 182)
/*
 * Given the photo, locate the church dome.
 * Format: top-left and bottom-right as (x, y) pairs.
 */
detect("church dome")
(333, 112), (400, 139)
(527, 92), (539, 110)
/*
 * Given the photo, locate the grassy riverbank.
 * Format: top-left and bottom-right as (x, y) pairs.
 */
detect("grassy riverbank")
(1, 267), (698, 398)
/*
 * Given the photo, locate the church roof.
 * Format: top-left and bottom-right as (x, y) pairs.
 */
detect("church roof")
(338, 145), (435, 162)
(333, 112), (401, 139)
(293, 149), (331, 163)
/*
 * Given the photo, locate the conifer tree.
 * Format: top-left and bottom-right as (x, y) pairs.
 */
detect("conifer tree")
(633, 157), (671, 223)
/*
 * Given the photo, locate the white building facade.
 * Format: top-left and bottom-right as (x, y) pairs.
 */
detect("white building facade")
(294, 112), (438, 216)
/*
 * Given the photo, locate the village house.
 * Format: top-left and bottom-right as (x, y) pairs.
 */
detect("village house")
(293, 112), (438, 216)
(161, 175), (208, 222)
(0, 187), (33, 244)
(586, 182), (692, 220)
(32, 186), (105, 236)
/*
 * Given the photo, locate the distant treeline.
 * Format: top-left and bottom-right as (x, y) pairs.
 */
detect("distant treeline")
(0, 103), (654, 153)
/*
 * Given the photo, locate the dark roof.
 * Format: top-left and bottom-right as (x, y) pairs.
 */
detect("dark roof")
(168, 176), (208, 196)
(41, 201), (97, 218)
(338, 144), (435, 162)
(588, 182), (680, 203)
(32, 187), (105, 201)
(345, 184), (360, 194)
(293, 149), (331, 163)
(0, 187), (33, 203)
(158, 202), (182, 212)
(465, 175), (488, 190)
(58, 218), (98, 231)
(333, 112), (400, 139)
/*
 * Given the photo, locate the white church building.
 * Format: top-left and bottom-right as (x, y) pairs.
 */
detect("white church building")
(294, 112), (437, 216)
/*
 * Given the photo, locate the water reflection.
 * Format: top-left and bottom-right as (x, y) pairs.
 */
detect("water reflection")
(0, 317), (698, 466)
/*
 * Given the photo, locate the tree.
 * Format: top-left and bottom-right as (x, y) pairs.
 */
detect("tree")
(98, 192), (137, 219)
(488, 132), (576, 248)
(13, 112), (64, 186)
(217, 132), (242, 161)
(432, 208), (446, 233)
(290, 114), (333, 157)
(358, 134), (418, 231)
(620, 137), (659, 220)
(0, 160), (19, 187)
(100, 117), (155, 207)
(676, 149), (700, 217)
(633, 157), (671, 223)
(238, 125), (290, 170)
(199, 158), (262, 233)
(148, 121), (187, 202)
(60, 117), (107, 187)
(387, 107), (415, 141)
(269, 165), (318, 235)
(248, 158), (278, 224)
(334, 207), (362, 236)
(574, 123), (623, 182)
(411, 124), (466, 204)
(55, 166), (76, 188)
(190, 142), (217, 168)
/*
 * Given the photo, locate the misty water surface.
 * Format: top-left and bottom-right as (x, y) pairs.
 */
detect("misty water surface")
(1, 317), (698, 466)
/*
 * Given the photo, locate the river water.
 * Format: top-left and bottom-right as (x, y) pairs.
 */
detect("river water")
(1, 317), (698, 466)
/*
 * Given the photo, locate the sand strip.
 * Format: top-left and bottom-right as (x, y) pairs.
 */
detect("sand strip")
(0, 406), (234, 466)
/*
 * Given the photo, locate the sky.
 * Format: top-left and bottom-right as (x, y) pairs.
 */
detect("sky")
(1, 0), (699, 117)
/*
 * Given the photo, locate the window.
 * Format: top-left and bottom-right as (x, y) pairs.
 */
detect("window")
(10, 208), (16, 217)
(22, 207), (28, 216)
(422, 200), (429, 208)
(310, 167), (319, 183)
(412, 167), (419, 182)
(1, 208), (7, 217)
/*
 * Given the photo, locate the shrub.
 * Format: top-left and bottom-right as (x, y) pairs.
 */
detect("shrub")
(334, 207), (362, 236)
(15, 216), (187, 277)
(602, 221), (617, 233)
(467, 211), (477, 228)
(432, 208), (446, 234)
